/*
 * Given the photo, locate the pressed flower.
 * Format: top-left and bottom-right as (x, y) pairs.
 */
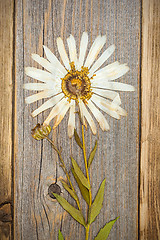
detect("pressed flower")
(31, 123), (51, 140)
(24, 32), (134, 138)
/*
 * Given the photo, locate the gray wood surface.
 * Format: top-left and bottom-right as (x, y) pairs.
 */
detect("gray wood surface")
(15, 0), (140, 239)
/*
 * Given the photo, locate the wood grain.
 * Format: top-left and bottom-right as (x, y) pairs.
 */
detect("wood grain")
(0, 0), (14, 239)
(140, 0), (160, 239)
(15, 0), (140, 239)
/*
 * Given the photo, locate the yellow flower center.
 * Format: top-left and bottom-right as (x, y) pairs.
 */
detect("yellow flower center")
(61, 62), (93, 102)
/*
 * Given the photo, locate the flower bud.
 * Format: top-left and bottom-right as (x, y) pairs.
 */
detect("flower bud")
(31, 123), (51, 140)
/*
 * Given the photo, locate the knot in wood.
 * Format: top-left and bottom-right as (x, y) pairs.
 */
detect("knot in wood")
(48, 183), (61, 199)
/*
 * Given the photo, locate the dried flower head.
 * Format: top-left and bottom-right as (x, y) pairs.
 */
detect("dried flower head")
(24, 32), (134, 138)
(31, 123), (51, 140)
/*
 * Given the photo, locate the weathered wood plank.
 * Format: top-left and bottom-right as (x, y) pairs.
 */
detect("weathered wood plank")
(15, 0), (140, 239)
(0, 0), (14, 239)
(140, 0), (160, 239)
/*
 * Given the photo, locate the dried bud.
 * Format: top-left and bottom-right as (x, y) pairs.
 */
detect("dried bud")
(31, 123), (51, 140)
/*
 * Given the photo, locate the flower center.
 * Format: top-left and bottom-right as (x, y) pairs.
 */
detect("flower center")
(61, 62), (93, 102)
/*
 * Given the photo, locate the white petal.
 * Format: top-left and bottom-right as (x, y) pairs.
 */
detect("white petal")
(24, 81), (61, 92)
(84, 35), (101, 67)
(91, 95), (120, 119)
(44, 98), (68, 125)
(112, 95), (121, 105)
(25, 90), (58, 104)
(31, 54), (56, 75)
(84, 35), (106, 69)
(57, 37), (70, 70)
(92, 81), (135, 91)
(93, 63), (130, 81)
(110, 102), (127, 116)
(93, 61), (120, 78)
(80, 100), (97, 135)
(23, 83), (48, 91)
(68, 100), (75, 138)
(67, 35), (77, 65)
(78, 32), (88, 69)
(87, 100), (109, 131)
(43, 45), (67, 76)
(25, 67), (56, 84)
(53, 101), (70, 129)
(92, 88), (121, 105)
(88, 44), (115, 77)
(31, 93), (64, 117)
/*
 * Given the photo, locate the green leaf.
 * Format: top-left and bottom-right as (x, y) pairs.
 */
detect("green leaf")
(94, 217), (119, 240)
(71, 168), (90, 205)
(53, 193), (86, 227)
(88, 179), (106, 224)
(74, 129), (83, 149)
(71, 157), (90, 189)
(61, 180), (78, 202)
(88, 140), (97, 168)
(58, 229), (64, 240)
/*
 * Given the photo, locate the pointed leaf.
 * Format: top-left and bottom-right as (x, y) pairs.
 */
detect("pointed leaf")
(88, 140), (97, 168)
(74, 129), (83, 149)
(61, 180), (79, 202)
(88, 179), (106, 224)
(94, 217), (119, 240)
(71, 168), (90, 205)
(58, 229), (64, 240)
(71, 157), (90, 189)
(53, 193), (86, 227)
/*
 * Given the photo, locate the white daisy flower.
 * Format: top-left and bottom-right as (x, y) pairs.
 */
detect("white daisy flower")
(24, 32), (134, 138)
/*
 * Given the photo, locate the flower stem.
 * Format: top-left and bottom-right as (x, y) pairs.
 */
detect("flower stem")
(45, 136), (81, 211)
(81, 125), (92, 240)
(85, 225), (90, 240)
(82, 125), (92, 206)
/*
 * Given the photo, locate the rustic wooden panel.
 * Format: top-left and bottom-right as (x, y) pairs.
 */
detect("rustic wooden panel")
(0, 0), (14, 239)
(15, 0), (140, 239)
(140, 0), (160, 239)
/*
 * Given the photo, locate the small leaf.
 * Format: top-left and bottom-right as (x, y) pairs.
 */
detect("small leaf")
(71, 157), (90, 189)
(88, 140), (97, 168)
(61, 180), (78, 202)
(74, 129), (83, 149)
(94, 217), (119, 240)
(71, 168), (90, 205)
(53, 193), (86, 227)
(88, 179), (106, 224)
(58, 229), (64, 240)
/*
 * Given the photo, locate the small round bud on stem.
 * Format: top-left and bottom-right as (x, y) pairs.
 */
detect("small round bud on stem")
(31, 123), (51, 140)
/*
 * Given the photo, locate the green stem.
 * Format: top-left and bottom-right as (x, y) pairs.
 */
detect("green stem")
(81, 125), (92, 240)
(82, 125), (92, 206)
(45, 136), (81, 211)
(85, 225), (90, 240)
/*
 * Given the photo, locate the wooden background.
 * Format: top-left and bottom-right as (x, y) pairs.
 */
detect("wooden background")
(0, 0), (159, 239)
